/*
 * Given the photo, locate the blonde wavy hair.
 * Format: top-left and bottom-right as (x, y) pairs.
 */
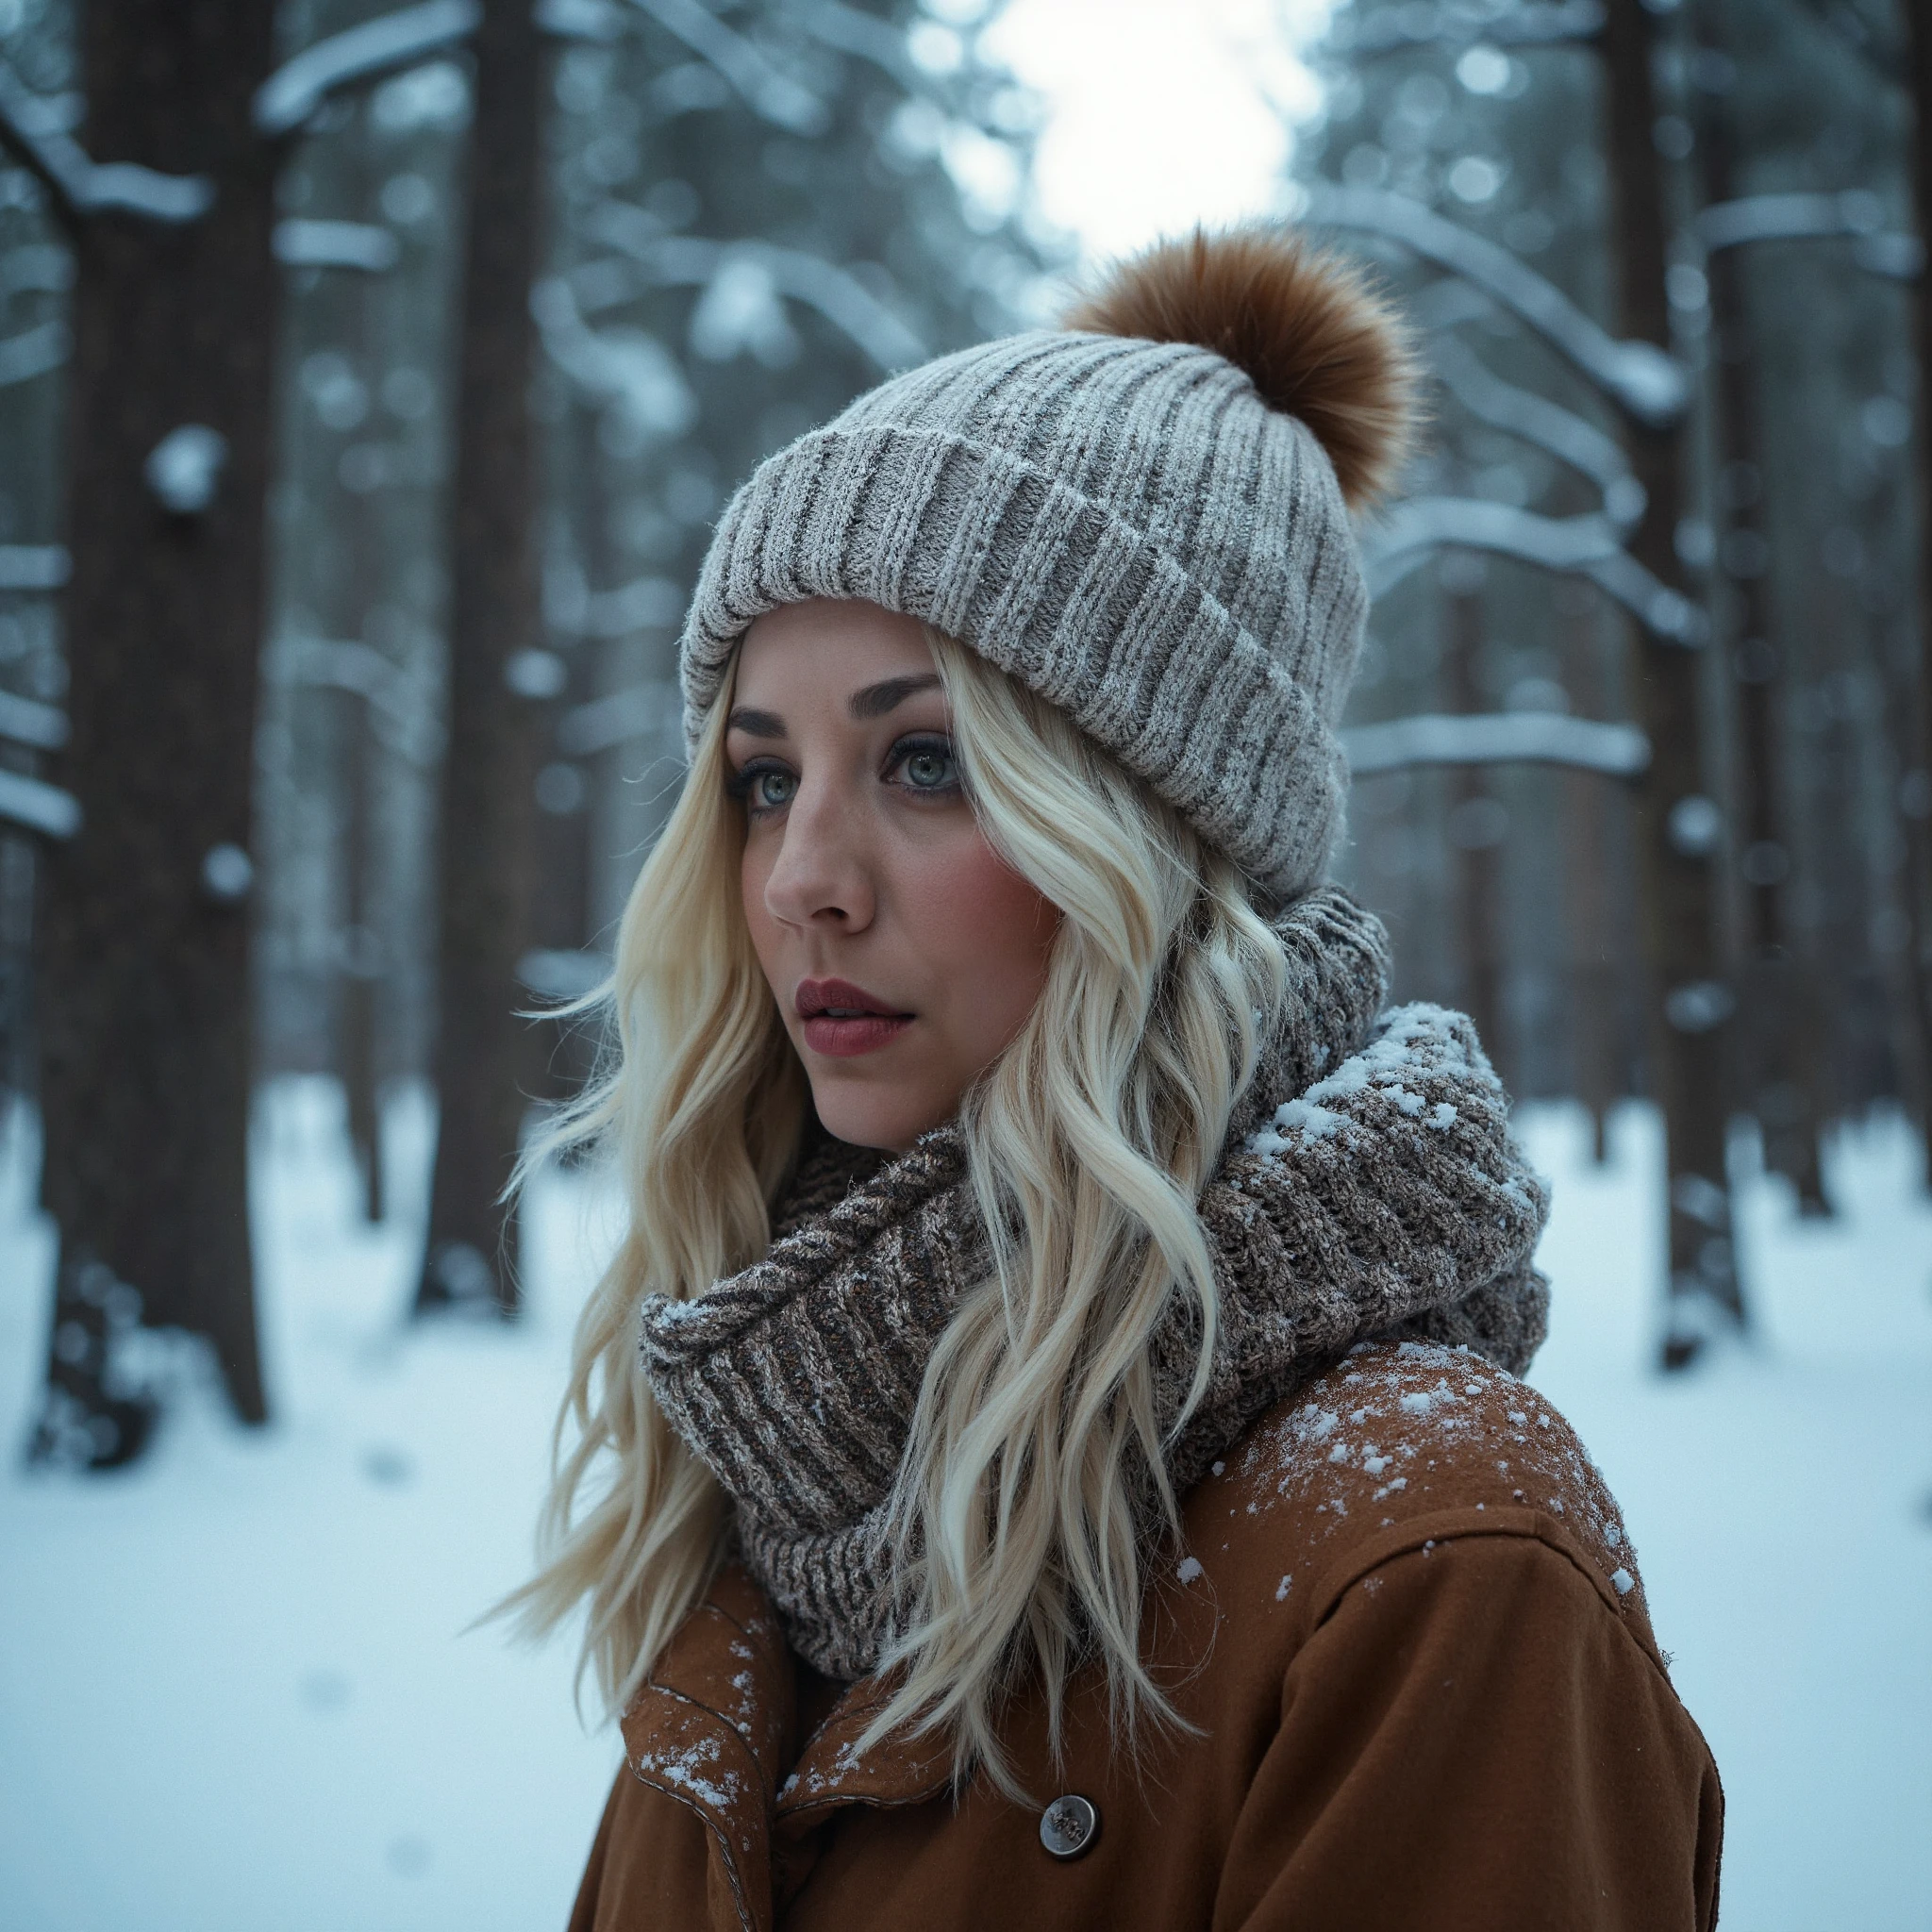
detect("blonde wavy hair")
(504, 625), (1291, 1790)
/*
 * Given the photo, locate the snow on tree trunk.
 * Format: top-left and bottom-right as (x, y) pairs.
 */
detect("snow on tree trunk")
(31, 0), (279, 1464)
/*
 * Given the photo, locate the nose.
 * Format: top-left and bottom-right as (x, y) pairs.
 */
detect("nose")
(760, 774), (876, 932)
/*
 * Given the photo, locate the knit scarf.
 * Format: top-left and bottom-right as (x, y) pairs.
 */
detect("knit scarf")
(639, 888), (1551, 1681)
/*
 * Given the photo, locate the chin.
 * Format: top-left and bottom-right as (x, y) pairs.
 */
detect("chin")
(808, 1077), (947, 1156)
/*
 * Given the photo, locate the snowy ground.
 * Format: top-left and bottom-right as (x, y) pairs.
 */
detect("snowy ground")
(2, 1083), (1929, 1932)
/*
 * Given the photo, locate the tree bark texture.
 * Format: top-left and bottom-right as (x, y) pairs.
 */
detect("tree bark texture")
(1690, 14), (1829, 1215)
(1445, 588), (1505, 1080)
(1598, 0), (1744, 1362)
(415, 0), (546, 1315)
(1901, 5), (1932, 1186)
(32, 0), (279, 1462)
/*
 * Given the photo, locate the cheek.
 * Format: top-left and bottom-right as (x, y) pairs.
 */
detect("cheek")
(908, 829), (1058, 1043)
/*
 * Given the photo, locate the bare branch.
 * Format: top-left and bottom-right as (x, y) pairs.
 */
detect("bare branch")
(584, 201), (929, 369)
(1342, 708), (1649, 777)
(273, 218), (399, 273)
(1429, 333), (1643, 525)
(1365, 495), (1707, 643)
(1305, 183), (1690, 425)
(0, 767), (80, 838)
(0, 543), (69, 591)
(528, 274), (699, 435)
(0, 58), (214, 224)
(624, 0), (830, 136)
(253, 0), (480, 138)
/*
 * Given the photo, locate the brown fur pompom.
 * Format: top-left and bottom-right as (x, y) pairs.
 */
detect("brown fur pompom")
(1064, 226), (1421, 510)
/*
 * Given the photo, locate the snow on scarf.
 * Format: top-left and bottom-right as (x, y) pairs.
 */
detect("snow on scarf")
(638, 888), (1551, 1680)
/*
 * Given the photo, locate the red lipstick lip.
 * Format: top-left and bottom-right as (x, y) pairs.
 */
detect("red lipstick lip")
(794, 977), (910, 1021)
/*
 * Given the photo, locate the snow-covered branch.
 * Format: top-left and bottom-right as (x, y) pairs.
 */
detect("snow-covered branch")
(0, 543), (69, 591)
(273, 219), (399, 273)
(791, 0), (922, 91)
(1305, 184), (1689, 426)
(0, 317), (67, 388)
(517, 947), (611, 1000)
(1367, 497), (1619, 593)
(253, 0), (480, 138)
(0, 241), (71, 305)
(557, 678), (682, 758)
(263, 635), (443, 767)
(0, 59), (214, 224)
(528, 275), (698, 438)
(1429, 334), (1642, 526)
(543, 567), (682, 641)
(1341, 708), (1649, 779)
(535, 0), (627, 42)
(0, 767), (80, 839)
(584, 202), (929, 370)
(1334, 0), (1603, 56)
(0, 690), (67, 751)
(625, 0), (830, 137)
(1365, 496), (1707, 644)
(1696, 192), (1922, 280)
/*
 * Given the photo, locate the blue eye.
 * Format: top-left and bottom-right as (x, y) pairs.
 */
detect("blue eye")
(727, 761), (796, 814)
(892, 738), (958, 792)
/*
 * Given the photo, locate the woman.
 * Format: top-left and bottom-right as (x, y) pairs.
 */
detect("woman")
(513, 229), (1724, 1929)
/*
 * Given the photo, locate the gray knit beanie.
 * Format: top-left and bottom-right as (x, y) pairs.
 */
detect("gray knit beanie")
(679, 228), (1419, 903)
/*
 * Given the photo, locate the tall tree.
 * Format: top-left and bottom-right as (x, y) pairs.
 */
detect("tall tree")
(25, 0), (279, 1463)
(1902, 2), (1932, 1185)
(1689, 3), (1828, 1213)
(413, 0), (547, 1315)
(1598, 0), (1742, 1362)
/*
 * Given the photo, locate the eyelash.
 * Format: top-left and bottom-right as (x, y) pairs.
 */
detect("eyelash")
(724, 734), (960, 817)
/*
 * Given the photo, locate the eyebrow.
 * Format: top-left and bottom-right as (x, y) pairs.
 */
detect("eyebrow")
(725, 674), (943, 739)
(848, 673), (941, 720)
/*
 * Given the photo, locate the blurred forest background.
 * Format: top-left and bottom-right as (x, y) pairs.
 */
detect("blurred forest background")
(0, 0), (1928, 1470)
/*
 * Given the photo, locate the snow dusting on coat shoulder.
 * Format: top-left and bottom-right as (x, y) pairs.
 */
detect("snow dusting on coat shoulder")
(1202, 1339), (1643, 1619)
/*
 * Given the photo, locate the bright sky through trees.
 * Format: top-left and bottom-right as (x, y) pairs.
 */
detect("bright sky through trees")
(983, 0), (1336, 264)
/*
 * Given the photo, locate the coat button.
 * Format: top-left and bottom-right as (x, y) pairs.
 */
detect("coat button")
(1039, 1793), (1100, 1860)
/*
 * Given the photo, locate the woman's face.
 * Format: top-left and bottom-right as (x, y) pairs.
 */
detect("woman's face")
(728, 598), (1059, 1153)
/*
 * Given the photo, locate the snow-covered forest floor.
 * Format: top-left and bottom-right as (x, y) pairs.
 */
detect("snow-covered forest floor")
(2, 1083), (1928, 1932)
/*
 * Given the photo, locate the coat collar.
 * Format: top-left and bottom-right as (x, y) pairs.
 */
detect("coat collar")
(620, 1563), (951, 1932)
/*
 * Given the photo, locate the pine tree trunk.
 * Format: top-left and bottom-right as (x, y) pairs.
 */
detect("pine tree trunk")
(1691, 15), (1830, 1215)
(32, 0), (279, 1463)
(1446, 588), (1505, 1074)
(414, 0), (546, 1316)
(341, 685), (385, 1223)
(1560, 604), (1622, 1165)
(1901, 6), (1932, 1189)
(1598, 0), (1744, 1364)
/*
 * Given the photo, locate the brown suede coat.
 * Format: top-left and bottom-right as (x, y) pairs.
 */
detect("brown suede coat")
(568, 1342), (1724, 1931)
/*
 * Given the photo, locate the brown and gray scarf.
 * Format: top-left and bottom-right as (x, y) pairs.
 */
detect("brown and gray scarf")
(638, 888), (1550, 1681)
